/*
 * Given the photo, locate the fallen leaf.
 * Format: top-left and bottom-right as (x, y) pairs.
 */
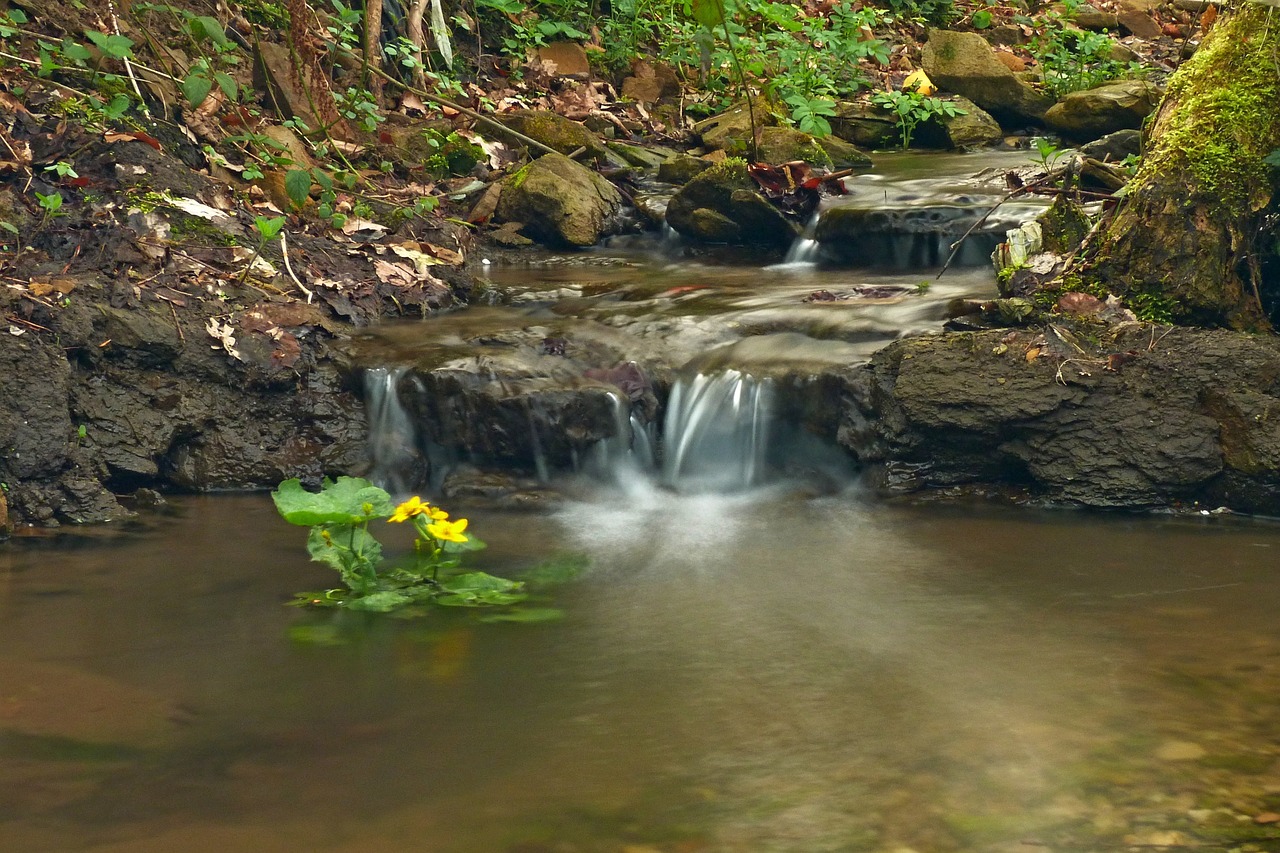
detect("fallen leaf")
(1025, 345), (1041, 361)
(903, 69), (935, 95)
(104, 130), (163, 151)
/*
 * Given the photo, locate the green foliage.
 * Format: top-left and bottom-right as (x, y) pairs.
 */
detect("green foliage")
(1024, 0), (1132, 99)
(420, 129), (485, 178)
(1127, 289), (1176, 324)
(784, 94), (836, 137)
(1031, 136), (1066, 171)
(35, 191), (64, 219)
(273, 479), (556, 616)
(883, 0), (954, 26)
(253, 214), (286, 241)
(871, 89), (967, 149)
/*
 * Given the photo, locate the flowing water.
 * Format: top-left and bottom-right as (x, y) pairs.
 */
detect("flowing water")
(3, 494), (1280, 853)
(7, 151), (1280, 852)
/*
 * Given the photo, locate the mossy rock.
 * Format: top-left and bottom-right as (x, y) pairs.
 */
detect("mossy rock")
(815, 134), (872, 169)
(830, 100), (899, 148)
(495, 153), (624, 248)
(605, 140), (670, 169)
(657, 154), (713, 185)
(499, 110), (627, 168)
(741, 126), (834, 168)
(665, 157), (797, 247)
(693, 98), (782, 152)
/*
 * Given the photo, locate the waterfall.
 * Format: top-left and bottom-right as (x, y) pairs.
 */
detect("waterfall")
(782, 212), (822, 265)
(662, 370), (773, 492)
(364, 367), (423, 494)
(583, 392), (656, 483)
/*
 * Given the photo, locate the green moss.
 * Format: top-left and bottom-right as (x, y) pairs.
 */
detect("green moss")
(1144, 7), (1280, 216)
(169, 214), (238, 246)
(507, 163), (533, 191)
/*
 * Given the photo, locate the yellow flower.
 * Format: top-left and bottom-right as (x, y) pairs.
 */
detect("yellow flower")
(389, 496), (449, 523)
(426, 517), (469, 543)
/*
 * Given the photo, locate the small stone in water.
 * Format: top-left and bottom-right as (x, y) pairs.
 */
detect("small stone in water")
(1155, 740), (1207, 761)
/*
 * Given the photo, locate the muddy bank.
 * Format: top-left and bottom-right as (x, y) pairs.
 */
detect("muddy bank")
(839, 325), (1280, 513)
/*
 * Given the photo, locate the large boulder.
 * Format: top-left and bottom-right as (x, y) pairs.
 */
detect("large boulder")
(1043, 80), (1162, 141)
(665, 158), (797, 247)
(496, 153), (624, 248)
(922, 29), (1055, 125)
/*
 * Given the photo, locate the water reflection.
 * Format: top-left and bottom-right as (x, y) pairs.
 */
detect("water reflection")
(3, 495), (1280, 851)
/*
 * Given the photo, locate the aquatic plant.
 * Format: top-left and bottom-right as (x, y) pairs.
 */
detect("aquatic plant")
(272, 476), (528, 613)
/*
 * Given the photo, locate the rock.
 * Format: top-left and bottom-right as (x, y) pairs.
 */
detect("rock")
(657, 154), (713, 185)
(831, 100), (899, 148)
(814, 203), (1004, 267)
(533, 41), (590, 76)
(922, 29), (1055, 124)
(994, 51), (1027, 73)
(1079, 128), (1143, 163)
(665, 158), (797, 248)
(815, 134), (873, 169)
(693, 98), (781, 152)
(605, 140), (669, 169)
(495, 153), (624, 248)
(916, 96), (1004, 149)
(1043, 80), (1162, 141)
(253, 40), (325, 136)
(753, 125), (833, 167)
(621, 60), (680, 105)
(1073, 4), (1121, 30)
(1117, 0), (1164, 39)
(839, 327), (1280, 512)
(498, 109), (623, 167)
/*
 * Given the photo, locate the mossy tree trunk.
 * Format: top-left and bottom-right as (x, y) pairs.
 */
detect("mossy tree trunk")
(1085, 5), (1280, 330)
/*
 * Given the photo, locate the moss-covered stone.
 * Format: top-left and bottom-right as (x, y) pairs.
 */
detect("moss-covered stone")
(495, 153), (623, 248)
(692, 98), (782, 153)
(657, 154), (713, 185)
(665, 157), (796, 247)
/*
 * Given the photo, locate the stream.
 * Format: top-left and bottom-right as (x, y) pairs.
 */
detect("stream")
(4, 152), (1280, 853)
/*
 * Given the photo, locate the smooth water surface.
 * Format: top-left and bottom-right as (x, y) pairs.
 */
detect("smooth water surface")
(4, 492), (1280, 852)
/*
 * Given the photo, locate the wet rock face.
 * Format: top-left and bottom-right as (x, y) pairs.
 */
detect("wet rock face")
(839, 327), (1280, 512)
(0, 296), (370, 527)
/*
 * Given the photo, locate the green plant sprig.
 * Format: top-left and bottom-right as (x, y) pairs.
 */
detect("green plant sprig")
(272, 477), (534, 614)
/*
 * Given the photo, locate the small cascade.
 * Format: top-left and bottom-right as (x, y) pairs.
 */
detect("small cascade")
(364, 367), (424, 494)
(782, 213), (822, 265)
(662, 370), (773, 492)
(583, 392), (656, 483)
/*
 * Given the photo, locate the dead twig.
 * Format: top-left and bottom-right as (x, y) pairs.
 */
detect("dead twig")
(279, 231), (313, 303)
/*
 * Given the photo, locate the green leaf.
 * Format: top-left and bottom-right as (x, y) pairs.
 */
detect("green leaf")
(60, 38), (92, 63)
(181, 73), (212, 108)
(346, 589), (414, 611)
(284, 169), (312, 209)
(213, 71), (238, 100)
(435, 572), (526, 607)
(972, 9), (993, 28)
(690, 0), (727, 30)
(8, 8), (28, 24)
(189, 15), (231, 47)
(272, 477), (394, 526)
(84, 30), (134, 60)
(254, 214), (287, 241)
(520, 553), (589, 588)
(306, 524), (382, 592)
